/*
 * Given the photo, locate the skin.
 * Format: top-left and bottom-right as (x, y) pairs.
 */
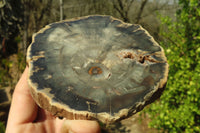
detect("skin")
(6, 67), (101, 133)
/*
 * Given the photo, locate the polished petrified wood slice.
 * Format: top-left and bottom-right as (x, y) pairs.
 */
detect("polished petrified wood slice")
(27, 15), (168, 124)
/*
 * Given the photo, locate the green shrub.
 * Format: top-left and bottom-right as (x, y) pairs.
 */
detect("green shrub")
(0, 122), (5, 133)
(0, 59), (13, 87)
(0, 51), (25, 87)
(17, 52), (26, 72)
(145, 0), (200, 132)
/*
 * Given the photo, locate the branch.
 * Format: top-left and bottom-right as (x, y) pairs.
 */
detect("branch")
(117, 0), (124, 12)
(136, 0), (148, 23)
(112, 0), (125, 19)
(38, 0), (53, 22)
(127, 0), (134, 12)
(141, 2), (172, 18)
(112, 0), (131, 22)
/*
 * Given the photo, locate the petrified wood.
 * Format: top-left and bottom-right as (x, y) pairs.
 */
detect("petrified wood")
(27, 15), (168, 125)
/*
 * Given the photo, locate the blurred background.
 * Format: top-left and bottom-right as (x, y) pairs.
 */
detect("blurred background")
(0, 0), (199, 132)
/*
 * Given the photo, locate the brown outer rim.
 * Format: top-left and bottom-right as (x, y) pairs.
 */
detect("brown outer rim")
(26, 15), (169, 125)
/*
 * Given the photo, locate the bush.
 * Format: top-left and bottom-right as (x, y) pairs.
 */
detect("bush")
(0, 58), (13, 87)
(0, 122), (5, 133)
(145, 0), (200, 132)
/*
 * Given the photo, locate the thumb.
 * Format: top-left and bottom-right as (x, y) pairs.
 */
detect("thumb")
(61, 120), (101, 133)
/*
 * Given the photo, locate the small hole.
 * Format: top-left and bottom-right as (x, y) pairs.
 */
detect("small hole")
(139, 56), (145, 64)
(123, 52), (134, 59)
(58, 116), (63, 119)
(88, 66), (103, 75)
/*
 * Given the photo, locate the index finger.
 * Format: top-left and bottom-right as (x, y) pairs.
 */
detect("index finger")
(7, 67), (38, 126)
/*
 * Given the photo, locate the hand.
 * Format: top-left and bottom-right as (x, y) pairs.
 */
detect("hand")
(6, 67), (101, 133)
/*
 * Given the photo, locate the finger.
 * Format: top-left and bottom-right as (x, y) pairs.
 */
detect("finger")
(7, 67), (38, 126)
(61, 120), (101, 133)
(34, 107), (54, 122)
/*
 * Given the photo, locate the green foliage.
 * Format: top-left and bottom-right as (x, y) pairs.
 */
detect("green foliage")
(0, 58), (13, 87)
(145, 0), (200, 132)
(0, 122), (5, 133)
(0, 51), (25, 87)
(17, 52), (26, 72)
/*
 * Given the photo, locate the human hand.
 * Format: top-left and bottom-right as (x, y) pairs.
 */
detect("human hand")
(6, 67), (101, 133)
